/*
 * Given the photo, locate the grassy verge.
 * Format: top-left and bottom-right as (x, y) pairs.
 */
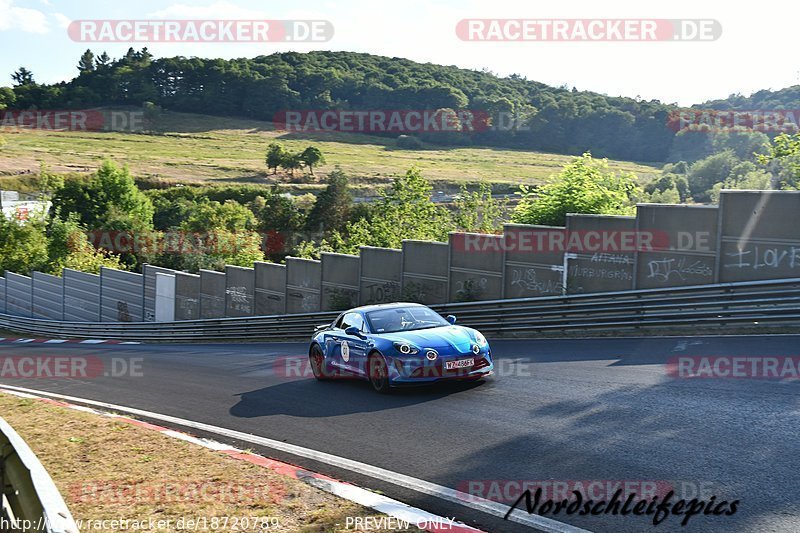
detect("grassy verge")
(0, 393), (418, 532)
(0, 110), (659, 189)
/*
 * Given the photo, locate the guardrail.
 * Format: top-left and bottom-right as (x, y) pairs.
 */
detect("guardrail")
(1, 278), (800, 341)
(0, 417), (78, 533)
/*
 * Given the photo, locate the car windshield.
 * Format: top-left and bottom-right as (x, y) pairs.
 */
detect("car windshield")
(365, 306), (450, 333)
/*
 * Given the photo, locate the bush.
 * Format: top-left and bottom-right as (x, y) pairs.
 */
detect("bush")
(396, 135), (423, 150)
(512, 152), (637, 226)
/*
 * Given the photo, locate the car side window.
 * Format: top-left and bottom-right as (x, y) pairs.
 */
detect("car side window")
(342, 312), (365, 332)
(334, 314), (346, 329)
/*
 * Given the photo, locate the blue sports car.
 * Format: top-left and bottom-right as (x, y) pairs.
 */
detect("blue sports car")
(308, 302), (493, 393)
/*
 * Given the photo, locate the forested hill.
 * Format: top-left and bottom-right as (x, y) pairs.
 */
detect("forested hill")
(3, 49), (796, 162)
(698, 85), (800, 110)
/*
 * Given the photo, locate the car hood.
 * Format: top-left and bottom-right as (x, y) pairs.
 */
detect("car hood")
(376, 326), (476, 353)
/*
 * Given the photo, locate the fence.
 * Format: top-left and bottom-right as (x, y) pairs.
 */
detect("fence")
(1, 278), (799, 341)
(1, 190), (799, 322)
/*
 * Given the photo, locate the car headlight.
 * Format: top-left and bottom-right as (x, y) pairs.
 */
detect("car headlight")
(393, 342), (420, 355)
(474, 331), (487, 347)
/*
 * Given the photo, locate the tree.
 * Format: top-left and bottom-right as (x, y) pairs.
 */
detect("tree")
(512, 153), (637, 226)
(687, 151), (739, 201)
(283, 152), (304, 177)
(38, 163), (64, 198)
(711, 131), (770, 160)
(51, 160), (154, 231)
(46, 214), (124, 274)
(95, 51), (111, 68)
(0, 216), (49, 274)
(0, 86), (15, 110)
(758, 132), (800, 189)
(50, 161), (154, 268)
(265, 143), (285, 174)
(181, 199), (256, 233)
(452, 183), (505, 233)
(78, 50), (95, 73)
(643, 173), (689, 203)
(710, 170), (772, 203)
(301, 146), (325, 175)
(305, 168), (352, 233)
(341, 167), (452, 251)
(173, 199), (263, 271)
(11, 67), (34, 87)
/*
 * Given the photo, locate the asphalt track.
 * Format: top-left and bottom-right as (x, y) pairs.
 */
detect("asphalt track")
(1, 335), (798, 533)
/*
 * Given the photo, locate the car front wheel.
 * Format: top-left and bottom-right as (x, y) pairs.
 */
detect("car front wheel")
(368, 352), (391, 394)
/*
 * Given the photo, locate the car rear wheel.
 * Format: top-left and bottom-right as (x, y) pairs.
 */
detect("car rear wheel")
(309, 344), (329, 381)
(368, 353), (390, 394)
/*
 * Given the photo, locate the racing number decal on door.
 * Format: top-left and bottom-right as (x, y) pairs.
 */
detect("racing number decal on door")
(341, 340), (350, 362)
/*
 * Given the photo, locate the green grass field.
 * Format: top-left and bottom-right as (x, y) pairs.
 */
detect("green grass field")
(0, 110), (659, 193)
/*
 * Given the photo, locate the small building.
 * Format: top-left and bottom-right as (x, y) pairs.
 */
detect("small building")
(0, 190), (51, 221)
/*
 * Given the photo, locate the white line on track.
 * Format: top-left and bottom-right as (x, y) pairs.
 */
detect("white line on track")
(0, 384), (591, 533)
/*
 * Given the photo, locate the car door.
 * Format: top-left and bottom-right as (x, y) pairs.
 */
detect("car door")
(340, 312), (370, 376)
(326, 313), (348, 370)
(327, 312), (368, 374)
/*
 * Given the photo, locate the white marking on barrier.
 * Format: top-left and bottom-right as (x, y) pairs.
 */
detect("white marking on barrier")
(0, 384), (591, 533)
(44, 339), (68, 344)
(79, 339), (106, 344)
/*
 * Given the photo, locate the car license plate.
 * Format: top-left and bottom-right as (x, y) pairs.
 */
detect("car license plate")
(445, 358), (474, 370)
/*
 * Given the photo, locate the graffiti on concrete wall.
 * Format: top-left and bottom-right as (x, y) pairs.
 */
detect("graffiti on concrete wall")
(509, 268), (562, 296)
(647, 257), (714, 282)
(363, 280), (400, 304)
(455, 277), (488, 302)
(723, 245), (800, 271)
(226, 286), (252, 313)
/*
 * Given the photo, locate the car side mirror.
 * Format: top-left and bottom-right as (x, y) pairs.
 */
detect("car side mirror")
(446, 315), (457, 325)
(345, 326), (364, 338)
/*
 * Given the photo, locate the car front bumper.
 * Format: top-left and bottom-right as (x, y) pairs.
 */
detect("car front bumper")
(387, 350), (494, 386)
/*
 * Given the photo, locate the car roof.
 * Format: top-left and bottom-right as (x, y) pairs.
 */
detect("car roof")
(347, 302), (428, 314)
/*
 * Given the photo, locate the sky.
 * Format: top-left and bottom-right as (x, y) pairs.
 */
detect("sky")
(1, 0), (798, 107)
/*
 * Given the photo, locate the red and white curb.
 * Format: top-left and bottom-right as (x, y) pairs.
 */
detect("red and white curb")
(0, 387), (485, 533)
(0, 338), (140, 345)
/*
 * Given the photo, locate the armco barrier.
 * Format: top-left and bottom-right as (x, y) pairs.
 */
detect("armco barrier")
(0, 417), (78, 533)
(1, 278), (799, 342)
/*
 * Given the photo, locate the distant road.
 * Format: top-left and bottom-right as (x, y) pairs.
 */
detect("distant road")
(2, 335), (797, 532)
